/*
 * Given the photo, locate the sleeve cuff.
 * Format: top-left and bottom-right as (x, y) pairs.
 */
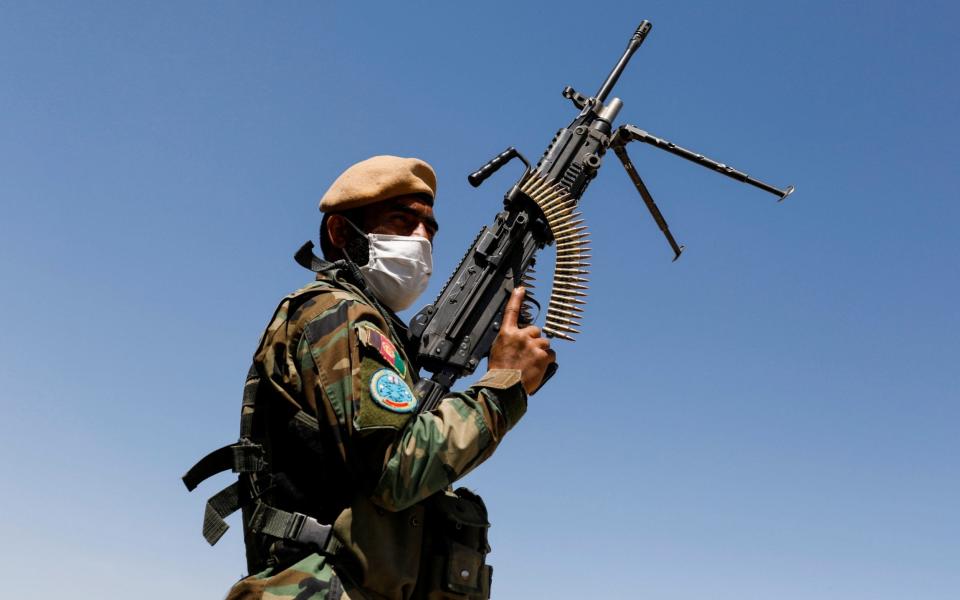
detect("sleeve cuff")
(473, 369), (527, 430)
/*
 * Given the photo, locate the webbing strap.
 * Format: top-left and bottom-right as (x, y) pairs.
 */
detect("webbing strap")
(240, 364), (259, 439)
(232, 441), (267, 473)
(248, 501), (334, 553)
(289, 409), (324, 457)
(294, 241), (338, 274)
(292, 409), (320, 431)
(181, 441), (266, 492)
(203, 482), (243, 545)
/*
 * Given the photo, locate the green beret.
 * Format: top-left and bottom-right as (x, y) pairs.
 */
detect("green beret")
(319, 155), (437, 213)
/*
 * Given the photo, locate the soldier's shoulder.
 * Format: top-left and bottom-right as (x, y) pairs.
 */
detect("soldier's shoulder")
(269, 279), (367, 325)
(271, 278), (389, 350)
(255, 280), (352, 345)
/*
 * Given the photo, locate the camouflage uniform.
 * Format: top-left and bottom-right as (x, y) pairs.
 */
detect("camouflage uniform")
(224, 267), (526, 600)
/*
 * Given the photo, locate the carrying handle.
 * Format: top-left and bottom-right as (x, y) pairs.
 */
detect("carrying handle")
(468, 147), (526, 187)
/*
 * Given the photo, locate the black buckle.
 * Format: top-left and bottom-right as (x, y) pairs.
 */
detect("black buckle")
(287, 512), (333, 552)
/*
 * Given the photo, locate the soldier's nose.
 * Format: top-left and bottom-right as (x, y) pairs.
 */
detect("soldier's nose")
(412, 222), (433, 243)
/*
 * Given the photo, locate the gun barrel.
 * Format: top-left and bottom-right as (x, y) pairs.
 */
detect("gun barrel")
(595, 21), (652, 103)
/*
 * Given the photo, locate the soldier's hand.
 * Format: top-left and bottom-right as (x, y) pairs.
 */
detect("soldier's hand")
(488, 286), (556, 395)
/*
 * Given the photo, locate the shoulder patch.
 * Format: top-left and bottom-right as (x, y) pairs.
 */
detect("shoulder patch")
(369, 368), (418, 413)
(355, 324), (407, 378)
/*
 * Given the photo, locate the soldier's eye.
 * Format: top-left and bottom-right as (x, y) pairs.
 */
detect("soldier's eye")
(391, 214), (414, 229)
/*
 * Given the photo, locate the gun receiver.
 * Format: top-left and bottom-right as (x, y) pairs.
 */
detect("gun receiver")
(409, 20), (793, 411)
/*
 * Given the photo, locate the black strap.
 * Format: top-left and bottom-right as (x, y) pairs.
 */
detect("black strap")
(199, 483), (339, 551)
(248, 501), (334, 553)
(240, 364), (260, 439)
(181, 440), (266, 492)
(294, 241), (341, 274)
(202, 482), (245, 545)
(289, 409), (325, 457)
(294, 240), (377, 296)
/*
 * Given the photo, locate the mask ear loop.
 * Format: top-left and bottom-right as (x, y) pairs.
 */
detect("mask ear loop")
(340, 216), (371, 267)
(341, 216), (367, 238)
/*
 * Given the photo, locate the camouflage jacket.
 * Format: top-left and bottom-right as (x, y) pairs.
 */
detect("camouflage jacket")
(228, 269), (526, 599)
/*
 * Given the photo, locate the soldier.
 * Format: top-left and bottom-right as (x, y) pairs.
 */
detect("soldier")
(197, 155), (555, 600)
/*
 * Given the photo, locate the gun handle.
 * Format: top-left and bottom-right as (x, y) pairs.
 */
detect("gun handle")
(468, 147), (521, 187)
(532, 361), (559, 395)
(414, 375), (452, 413)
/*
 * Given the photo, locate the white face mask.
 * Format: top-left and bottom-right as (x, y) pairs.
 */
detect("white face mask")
(356, 232), (433, 312)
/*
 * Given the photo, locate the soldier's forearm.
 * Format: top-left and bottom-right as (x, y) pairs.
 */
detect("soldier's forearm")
(369, 380), (525, 511)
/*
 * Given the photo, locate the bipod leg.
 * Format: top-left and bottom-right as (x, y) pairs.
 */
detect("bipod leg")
(612, 124), (794, 201)
(612, 143), (685, 261)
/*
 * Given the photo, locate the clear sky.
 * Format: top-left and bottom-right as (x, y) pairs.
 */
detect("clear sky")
(1, 1), (957, 599)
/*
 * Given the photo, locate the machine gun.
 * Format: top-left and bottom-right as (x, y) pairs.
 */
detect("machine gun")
(409, 20), (793, 412)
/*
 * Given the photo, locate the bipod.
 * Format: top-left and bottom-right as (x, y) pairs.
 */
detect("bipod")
(609, 123), (794, 261)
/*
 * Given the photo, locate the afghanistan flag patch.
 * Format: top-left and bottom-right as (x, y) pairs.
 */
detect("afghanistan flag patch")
(356, 324), (407, 378)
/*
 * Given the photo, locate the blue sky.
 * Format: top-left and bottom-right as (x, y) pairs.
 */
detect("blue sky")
(1, 1), (957, 598)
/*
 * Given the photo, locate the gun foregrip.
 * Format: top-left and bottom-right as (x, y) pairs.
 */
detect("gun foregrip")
(468, 147), (519, 187)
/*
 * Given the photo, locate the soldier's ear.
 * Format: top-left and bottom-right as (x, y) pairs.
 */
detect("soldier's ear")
(327, 214), (349, 249)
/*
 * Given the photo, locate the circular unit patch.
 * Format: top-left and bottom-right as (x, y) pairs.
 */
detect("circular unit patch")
(369, 368), (417, 413)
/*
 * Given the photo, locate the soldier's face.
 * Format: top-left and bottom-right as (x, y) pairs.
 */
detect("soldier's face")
(361, 195), (439, 243)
